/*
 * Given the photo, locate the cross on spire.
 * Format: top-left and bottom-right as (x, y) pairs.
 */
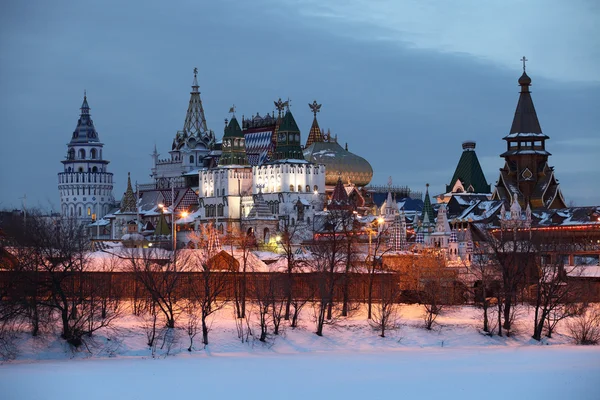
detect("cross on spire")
(286, 97), (292, 111)
(521, 56), (528, 72)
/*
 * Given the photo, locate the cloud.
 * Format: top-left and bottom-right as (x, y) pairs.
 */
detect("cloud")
(280, 0), (600, 83)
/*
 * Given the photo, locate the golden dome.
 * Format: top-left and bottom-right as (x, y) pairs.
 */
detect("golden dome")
(304, 141), (373, 186)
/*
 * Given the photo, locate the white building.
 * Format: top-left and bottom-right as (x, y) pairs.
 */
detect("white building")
(57, 93), (115, 221)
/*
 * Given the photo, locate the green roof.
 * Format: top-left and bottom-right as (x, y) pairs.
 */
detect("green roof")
(223, 116), (243, 138)
(421, 188), (434, 224)
(278, 110), (300, 132)
(446, 147), (490, 194)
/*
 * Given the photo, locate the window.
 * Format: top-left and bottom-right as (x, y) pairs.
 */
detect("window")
(92, 166), (98, 173)
(79, 149), (85, 159)
(90, 149), (97, 159)
(190, 155), (195, 164)
(313, 185), (318, 192)
(289, 184), (294, 192)
(298, 185), (302, 192)
(306, 185), (310, 192)
(217, 204), (224, 217)
(87, 207), (91, 216)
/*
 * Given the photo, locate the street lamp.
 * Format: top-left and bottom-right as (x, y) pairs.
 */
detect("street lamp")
(158, 204), (188, 251)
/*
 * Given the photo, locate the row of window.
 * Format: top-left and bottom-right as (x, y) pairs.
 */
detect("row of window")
(67, 148), (102, 160)
(60, 187), (111, 196)
(60, 170), (110, 183)
(204, 204), (224, 218)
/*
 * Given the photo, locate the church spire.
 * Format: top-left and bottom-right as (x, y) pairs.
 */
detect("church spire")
(305, 100), (324, 148)
(183, 67), (209, 137)
(80, 90), (90, 115)
(421, 184), (434, 224)
(120, 172), (137, 213)
(508, 57), (543, 136)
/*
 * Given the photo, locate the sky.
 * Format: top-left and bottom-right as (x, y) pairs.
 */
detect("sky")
(0, 0), (599, 211)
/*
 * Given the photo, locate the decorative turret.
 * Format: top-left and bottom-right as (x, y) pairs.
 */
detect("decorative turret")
(435, 204), (451, 233)
(421, 184), (435, 225)
(169, 68), (215, 159)
(445, 141), (490, 194)
(184, 67), (209, 137)
(493, 58), (566, 209)
(120, 173), (137, 213)
(329, 176), (350, 210)
(273, 107), (305, 161)
(305, 100), (324, 148)
(219, 111), (248, 166)
(58, 93), (114, 221)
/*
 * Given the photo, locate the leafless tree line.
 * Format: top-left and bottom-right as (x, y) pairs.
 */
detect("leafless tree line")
(2, 211), (598, 360)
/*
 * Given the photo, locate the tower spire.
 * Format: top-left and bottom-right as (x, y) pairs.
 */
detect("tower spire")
(305, 100), (324, 148)
(80, 91), (90, 116)
(183, 67), (209, 137)
(421, 183), (434, 225)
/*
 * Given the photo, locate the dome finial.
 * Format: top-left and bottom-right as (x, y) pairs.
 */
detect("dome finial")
(518, 57), (532, 88)
(309, 100), (322, 117)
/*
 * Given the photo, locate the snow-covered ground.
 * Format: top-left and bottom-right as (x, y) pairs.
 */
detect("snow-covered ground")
(1, 305), (599, 399)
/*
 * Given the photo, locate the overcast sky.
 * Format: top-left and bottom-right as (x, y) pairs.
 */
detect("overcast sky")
(1, 0), (599, 211)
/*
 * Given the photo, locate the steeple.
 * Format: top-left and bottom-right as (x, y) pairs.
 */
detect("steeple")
(220, 113), (248, 166)
(493, 60), (566, 209)
(120, 172), (137, 213)
(305, 100), (324, 148)
(273, 107), (304, 161)
(329, 176), (350, 209)
(70, 92), (100, 144)
(421, 184), (434, 224)
(446, 141), (490, 194)
(507, 59), (544, 136)
(183, 67), (209, 137)
(81, 91), (90, 115)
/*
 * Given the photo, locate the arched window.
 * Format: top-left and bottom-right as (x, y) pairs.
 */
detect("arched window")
(90, 149), (97, 159)
(68, 149), (75, 160)
(190, 155), (195, 164)
(87, 207), (91, 216)
(306, 185), (310, 192)
(78, 167), (83, 173)
(263, 228), (270, 242)
(298, 185), (302, 192)
(79, 149), (85, 159)
(78, 207), (82, 216)
(313, 185), (318, 192)
(289, 184), (294, 192)
(217, 204), (224, 217)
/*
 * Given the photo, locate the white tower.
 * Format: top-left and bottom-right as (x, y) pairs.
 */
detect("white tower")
(58, 93), (114, 221)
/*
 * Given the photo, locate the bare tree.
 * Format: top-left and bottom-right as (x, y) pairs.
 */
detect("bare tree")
(475, 223), (535, 336)
(125, 247), (190, 329)
(417, 252), (451, 330)
(225, 226), (255, 319)
(568, 305), (600, 345)
(369, 277), (402, 337)
(308, 210), (347, 336)
(185, 232), (230, 347)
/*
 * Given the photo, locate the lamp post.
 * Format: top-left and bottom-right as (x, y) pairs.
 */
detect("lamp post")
(158, 203), (188, 251)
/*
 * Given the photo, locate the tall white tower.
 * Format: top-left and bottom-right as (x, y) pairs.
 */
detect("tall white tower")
(58, 93), (114, 221)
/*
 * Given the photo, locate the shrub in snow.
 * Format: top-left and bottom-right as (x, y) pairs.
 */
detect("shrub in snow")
(568, 305), (600, 345)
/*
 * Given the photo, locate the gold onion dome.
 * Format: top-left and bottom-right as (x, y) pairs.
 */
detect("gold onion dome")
(304, 138), (373, 186)
(303, 101), (373, 186)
